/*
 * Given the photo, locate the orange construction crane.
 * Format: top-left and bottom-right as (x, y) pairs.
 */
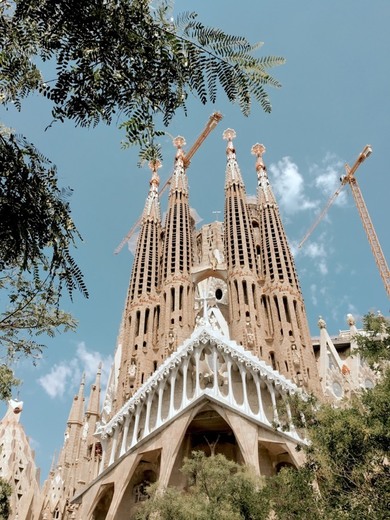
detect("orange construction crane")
(299, 145), (390, 298)
(114, 112), (223, 255)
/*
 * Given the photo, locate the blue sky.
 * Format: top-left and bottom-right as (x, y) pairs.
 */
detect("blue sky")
(1, 0), (389, 481)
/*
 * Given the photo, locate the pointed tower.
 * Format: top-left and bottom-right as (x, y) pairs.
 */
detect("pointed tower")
(63, 373), (86, 470)
(40, 375), (86, 519)
(252, 143), (320, 393)
(159, 137), (195, 353)
(115, 160), (163, 410)
(78, 364), (102, 486)
(223, 129), (265, 354)
(0, 400), (41, 520)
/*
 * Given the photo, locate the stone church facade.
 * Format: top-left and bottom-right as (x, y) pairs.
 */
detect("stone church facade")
(0, 130), (376, 519)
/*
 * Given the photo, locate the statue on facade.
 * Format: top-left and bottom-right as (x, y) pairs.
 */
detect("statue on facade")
(167, 329), (176, 352)
(318, 316), (327, 329)
(128, 362), (137, 380)
(246, 320), (255, 349)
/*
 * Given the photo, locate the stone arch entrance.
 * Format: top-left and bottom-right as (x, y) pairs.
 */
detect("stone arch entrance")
(112, 449), (160, 520)
(90, 483), (114, 520)
(168, 404), (243, 488)
(258, 441), (298, 476)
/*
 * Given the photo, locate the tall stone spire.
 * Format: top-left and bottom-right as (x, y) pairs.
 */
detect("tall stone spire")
(86, 362), (102, 417)
(78, 363), (103, 487)
(252, 144), (300, 291)
(64, 373), (84, 450)
(116, 160), (163, 409)
(223, 129), (265, 353)
(159, 136), (194, 353)
(252, 144), (320, 393)
(40, 374), (86, 519)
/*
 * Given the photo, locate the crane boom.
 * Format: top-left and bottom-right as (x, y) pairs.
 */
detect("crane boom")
(348, 177), (390, 297)
(183, 112), (223, 167)
(114, 112), (223, 255)
(299, 144), (390, 298)
(298, 183), (345, 249)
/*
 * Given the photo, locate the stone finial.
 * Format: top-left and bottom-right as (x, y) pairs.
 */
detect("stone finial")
(223, 128), (236, 153)
(346, 313), (356, 327)
(9, 399), (23, 415)
(251, 143), (266, 175)
(173, 136), (186, 158)
(251, 143), (266, 160)
(173, 136), (186, 169)
(318, 316), (327, 329)
(148, 159), (161, 190)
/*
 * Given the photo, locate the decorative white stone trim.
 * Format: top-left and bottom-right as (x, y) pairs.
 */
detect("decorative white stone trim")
(95, 325), (302, 471)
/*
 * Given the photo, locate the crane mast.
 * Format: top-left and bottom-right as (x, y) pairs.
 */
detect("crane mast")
(299, 145), (390, 298)
(348, 176), (390, 297)
(114, 112), (223, 254)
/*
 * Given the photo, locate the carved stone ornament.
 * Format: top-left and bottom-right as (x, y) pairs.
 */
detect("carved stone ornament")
(96, 325), (299, 438)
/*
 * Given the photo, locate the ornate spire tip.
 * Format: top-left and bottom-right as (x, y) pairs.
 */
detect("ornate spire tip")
(173, 136), (186, 149)
(223, 128), (236, 142)
(148, 159), (161, 187)
(251, 143), (266, 157)
(251, 143), (266, 173)
(173, 136), (186, 160)
(318, 316), (327, 329)
(223, 128), (236, 154)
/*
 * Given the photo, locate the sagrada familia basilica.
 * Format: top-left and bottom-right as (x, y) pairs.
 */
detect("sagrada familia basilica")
(0, 128), (377, 519)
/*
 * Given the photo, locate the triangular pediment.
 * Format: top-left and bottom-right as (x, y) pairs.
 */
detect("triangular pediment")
(96, 325), (302, 466)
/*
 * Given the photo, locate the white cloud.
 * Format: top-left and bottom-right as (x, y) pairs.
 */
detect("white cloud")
(303, 241), (326, 259)
(310, 284), (318, 306)
(269, 157), (317, 215)
(318, 260), (328, 275)
(76, 342), (103, 382)
(297, 233), (331, 277)
(311, 154), (347, 207)
(38, 363), (74, 399)
(38, 342), (112, 400)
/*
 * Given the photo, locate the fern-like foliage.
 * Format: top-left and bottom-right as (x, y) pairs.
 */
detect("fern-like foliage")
(0, 132), (88, 301)
(1, 0), (285, 154)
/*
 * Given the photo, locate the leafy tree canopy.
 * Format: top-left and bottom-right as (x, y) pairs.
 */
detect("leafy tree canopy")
(0, 128), (81, 381)
(354, 311), (390, 368)
(1, 0), (284, 159)
(0, 131), (87, 298)
(0, 477), (12, 520)
(136, 451), (270, 520)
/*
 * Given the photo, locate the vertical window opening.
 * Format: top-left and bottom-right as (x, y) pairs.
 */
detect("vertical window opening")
(243, 280), (248, 305)
(156, 305), (160, 328)
(270, 352), (277, 371)
(144, 308), (150, 334)
(135, 311), (141, 336)
(179, 285), (183, 310)
(283, 296), (291, 323)
(274, 296), (281, 322)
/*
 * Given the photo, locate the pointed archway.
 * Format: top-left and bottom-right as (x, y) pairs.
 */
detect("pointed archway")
(167, 404), (243, 488)
(112, 449), (160, 520)
(90, 483), (114, 520)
